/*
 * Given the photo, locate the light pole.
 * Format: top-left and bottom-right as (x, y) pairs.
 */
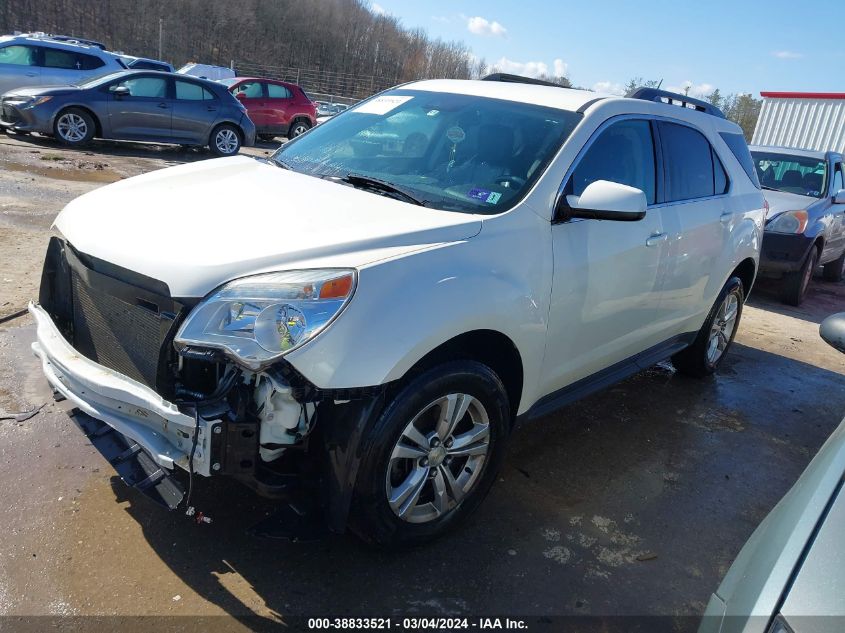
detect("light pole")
(158, 18), (163, 60)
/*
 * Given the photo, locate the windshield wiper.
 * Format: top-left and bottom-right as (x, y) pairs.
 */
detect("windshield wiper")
(341, 174), (427, 206)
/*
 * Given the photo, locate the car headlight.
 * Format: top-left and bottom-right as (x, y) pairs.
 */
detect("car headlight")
(7, 95), (53, 108)
(767, 210), (808, 234)
(174, 269), (356, 369)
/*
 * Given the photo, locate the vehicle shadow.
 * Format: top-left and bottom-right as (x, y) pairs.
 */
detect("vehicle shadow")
(748, 274), (844, 325)
(1, 129), (281, 162)
(110, 341), (845, 626)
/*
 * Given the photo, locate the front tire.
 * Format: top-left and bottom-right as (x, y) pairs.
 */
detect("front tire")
(209, 124), (242, 156)
(54, 108), (96, 146)
(781, 246), (819, 306)
(673, 277), (744, 377)
(349, 361), (510, 547)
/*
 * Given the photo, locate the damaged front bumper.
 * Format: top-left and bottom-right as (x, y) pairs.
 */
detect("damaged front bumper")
(29, 301), (220, 476)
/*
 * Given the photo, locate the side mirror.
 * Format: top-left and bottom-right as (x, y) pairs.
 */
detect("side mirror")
(559, 180), (647, 222)
(834, 189), (845, 204)
(235, 91), (247, 102)
(820, 312), (845, 354)
(111, 85), (130, 98)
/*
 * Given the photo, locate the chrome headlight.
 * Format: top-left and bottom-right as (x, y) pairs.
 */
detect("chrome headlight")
(174, 269), (356, 369)
(767, 210), (808, 234)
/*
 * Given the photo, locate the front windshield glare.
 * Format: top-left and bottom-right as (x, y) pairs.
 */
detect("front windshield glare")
(272, 90), (582, 214)
(75, 71), (127, 88)
(753, 152), (828, 198)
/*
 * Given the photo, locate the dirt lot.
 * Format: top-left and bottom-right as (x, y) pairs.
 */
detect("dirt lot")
(1, 130), (844, 631)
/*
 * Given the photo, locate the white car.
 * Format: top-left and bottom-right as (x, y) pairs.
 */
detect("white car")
(176, 62), (235, 81)
(30, 77), (765, 545)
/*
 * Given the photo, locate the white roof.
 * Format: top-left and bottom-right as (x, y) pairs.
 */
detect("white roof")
(404, 79), (612, 112)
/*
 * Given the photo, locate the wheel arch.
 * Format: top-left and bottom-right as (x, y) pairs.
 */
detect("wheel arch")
(731, 257), (757, 298)
(52, 105), (102, 138)
(399, 329), (524, 421)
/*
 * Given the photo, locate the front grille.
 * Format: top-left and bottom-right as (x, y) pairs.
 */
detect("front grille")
(71, 270), (165, 387)
(1, 104), (21, 125)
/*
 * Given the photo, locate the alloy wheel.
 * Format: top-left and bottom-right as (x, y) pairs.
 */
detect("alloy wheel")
(290, 123), (308, 137)
(215, 128), (239, 154)
(57, 113), (87, 142)
(707, 292), (739, 364)
(385, 393), (491, 524)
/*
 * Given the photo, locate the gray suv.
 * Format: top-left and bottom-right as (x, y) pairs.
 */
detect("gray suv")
(0, 33), (126, 94)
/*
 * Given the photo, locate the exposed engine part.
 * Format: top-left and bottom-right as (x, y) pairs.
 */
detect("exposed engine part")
(254, 372), (316, 462)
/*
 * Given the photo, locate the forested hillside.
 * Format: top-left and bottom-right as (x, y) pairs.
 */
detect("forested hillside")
(0, 0), (472, 96)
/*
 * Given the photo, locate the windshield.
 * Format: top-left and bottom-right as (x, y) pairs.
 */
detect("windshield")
(75, 71), (127, 88)
(752, 151), (828, 198)
(272, 89), (582, 214)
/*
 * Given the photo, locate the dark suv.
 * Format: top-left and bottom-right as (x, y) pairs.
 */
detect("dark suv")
(751, 145), (845, 305)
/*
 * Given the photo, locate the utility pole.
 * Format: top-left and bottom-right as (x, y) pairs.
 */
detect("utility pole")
(158, 18), (163, 60)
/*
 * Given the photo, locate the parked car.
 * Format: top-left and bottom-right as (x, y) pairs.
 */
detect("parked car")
(119, 54), (175, 73)
(0, 32), (126, 95)
(699, 312), (845, 633)
(751, 145), (845, 305)
(0, 69), (255, 155)
(218, 76), (316, 140)
(176, 62), (235, 81)
(29, 78), (764, 546)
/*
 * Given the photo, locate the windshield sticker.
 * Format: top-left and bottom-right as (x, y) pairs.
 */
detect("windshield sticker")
(446, 126), (466, 144)
(468, 188), (502, 204)
(352, 95), (413, 115)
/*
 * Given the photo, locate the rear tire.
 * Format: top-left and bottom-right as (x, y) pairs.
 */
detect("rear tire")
(287, 119), (310, 138)
(53, 108), (96, 147)
(822, 249), (845, 282)
(781, 246), (819, 306)
(349, 361), (510, 547)
(209, 124), (241, 156)
(672, 277), (744, 378)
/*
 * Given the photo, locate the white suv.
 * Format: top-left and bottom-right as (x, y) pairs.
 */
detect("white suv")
(30, 76), (765, 545)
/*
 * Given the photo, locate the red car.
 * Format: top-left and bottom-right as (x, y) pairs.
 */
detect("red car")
(219, 77), (316, 141)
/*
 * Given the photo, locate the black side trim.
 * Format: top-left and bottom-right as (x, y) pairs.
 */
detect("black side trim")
(517, 332), (696, 423)
(576, 97), (605, 113)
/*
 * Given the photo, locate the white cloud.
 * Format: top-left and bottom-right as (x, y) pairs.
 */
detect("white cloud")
(772, 50), (803, 59)
(372, 3), (386, 15)
(593, 81), (625, 96)
(467, 16), (507, 37)
(490, 57), (568, 79)
(666, 80), (716, 98)
(553, 59), (568, 77)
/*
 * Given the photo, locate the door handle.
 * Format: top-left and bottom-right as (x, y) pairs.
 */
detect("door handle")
(157, 102), (169, 109)
(646, 233), (668, 247)
(206, 106), (217, 112)
(25, 72), (37, 77)
(720, 212), (733, 224)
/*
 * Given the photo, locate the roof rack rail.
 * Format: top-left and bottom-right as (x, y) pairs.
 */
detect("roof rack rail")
(46, 34), (108, 49)
(627, 87), (725, 119)
(482, 73), (561, 88)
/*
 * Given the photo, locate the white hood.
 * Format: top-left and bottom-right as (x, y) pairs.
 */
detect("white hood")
(763, 189), (818, 220)
(55, 156), (482, 297)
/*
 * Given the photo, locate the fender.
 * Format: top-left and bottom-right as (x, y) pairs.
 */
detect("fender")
(284, 208), (554, 416)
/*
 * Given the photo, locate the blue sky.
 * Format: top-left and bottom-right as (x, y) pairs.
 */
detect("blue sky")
(371, 0), (844, 97)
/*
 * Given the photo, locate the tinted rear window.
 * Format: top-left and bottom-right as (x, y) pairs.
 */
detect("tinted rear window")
(720, 132), (761, 189)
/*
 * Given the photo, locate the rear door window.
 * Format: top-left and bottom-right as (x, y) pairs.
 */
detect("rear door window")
(176, 80), (214, 100)
(0, 45), (37, 66)
(267, 83), (292, 99)
(569, 119), (656, 204)
(42, 47), (80, 69)
(659, 122), (716, 201)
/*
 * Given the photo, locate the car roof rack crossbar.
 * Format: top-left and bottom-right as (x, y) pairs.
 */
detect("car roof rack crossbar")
(482, 73), (562, 88)
(627, 87), (725, 118)
(19, 32), (108, 49)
